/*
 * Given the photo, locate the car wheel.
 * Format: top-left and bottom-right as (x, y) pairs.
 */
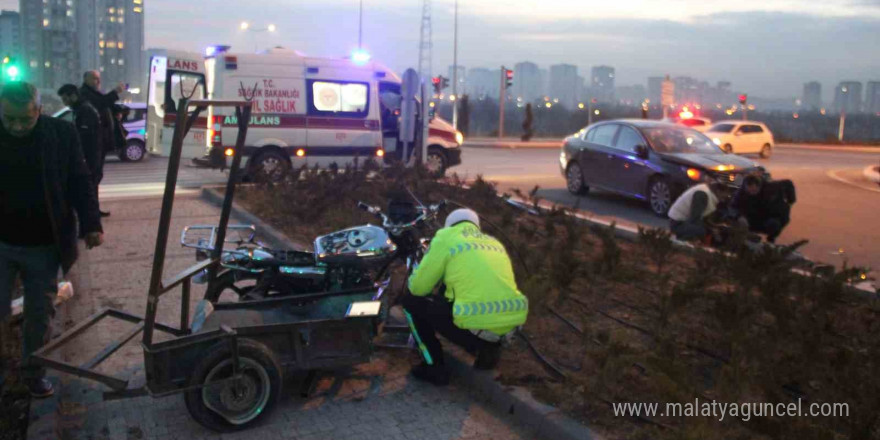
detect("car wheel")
(565, 162), (589, 195)
(723, 144), (733, 154)
(184, 339), (283, 432)
(426, 149), (447, 177)
(251, 150), (290, 182)
(760, 144), (772, 158)
(119, 140), (146, 162)
(648, 177), (673, 218)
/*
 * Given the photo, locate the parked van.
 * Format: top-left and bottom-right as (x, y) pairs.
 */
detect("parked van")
(146, 48), (462, 178)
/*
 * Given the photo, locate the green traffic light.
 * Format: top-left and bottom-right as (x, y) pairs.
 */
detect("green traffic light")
(5, 65), (20, 81)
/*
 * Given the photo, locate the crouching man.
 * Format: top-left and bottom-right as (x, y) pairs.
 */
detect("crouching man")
(402, 209), (528, 385)
(668, 182), (728, 243)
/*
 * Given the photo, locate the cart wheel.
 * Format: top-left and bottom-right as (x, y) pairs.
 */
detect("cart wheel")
(184, 339), (282, 432)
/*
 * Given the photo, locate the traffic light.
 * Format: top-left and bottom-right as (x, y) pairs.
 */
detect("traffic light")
(2, 56), (22, 82)
(441, 76), (450, 90)
(738, 94), (747, 105)
(505, 69), (513, 89)
(432, 76), (441, 94)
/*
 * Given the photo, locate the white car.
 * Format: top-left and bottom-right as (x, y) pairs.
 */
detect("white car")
(706, 120), (774, 158)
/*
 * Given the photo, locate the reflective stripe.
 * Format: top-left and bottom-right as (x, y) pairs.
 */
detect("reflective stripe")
(453, 297), (529, 316)
(405, 310), (434, 365)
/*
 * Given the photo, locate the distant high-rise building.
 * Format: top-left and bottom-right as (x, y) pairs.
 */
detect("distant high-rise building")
(833, 81), (863, 114)
(647, 76), (664, 105)
(447, 65), (466, 95)
(615, 85), (646, 106)
(466, 67), (498, 99)
(21, 0), (79, 90)
(0, 10), (21, 62)
(590, 65), (614, 102)
(673, 76), (709, 107)
(548, 64), (578, 109)
(20, 0), (144, 92)
(802, 82), (821, 110)
(865, 81), (880, 114)
(513, 61), (541, 104)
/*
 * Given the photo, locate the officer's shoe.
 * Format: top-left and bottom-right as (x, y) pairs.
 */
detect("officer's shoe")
(26, 378), (54, 398)
(474, 342), (502, 370)
(410, 363), (450, 386)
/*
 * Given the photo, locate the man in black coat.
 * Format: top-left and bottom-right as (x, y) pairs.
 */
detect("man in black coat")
(729, 175), (796, 243)
(0, 82), (103, 398)
(80, 70), (125, 217)
(58, 84), (104, 216)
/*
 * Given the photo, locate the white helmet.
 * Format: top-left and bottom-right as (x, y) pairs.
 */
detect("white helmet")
(445, 208), (480, 228)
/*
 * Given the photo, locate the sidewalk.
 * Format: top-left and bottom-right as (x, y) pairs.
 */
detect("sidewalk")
(27, 195), (535, 440)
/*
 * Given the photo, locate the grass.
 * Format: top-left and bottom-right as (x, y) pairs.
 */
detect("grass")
(237, 161), (880, 440)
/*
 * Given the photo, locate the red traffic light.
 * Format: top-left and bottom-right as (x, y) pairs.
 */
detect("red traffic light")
(738, 94), (747, 104)
(505, 69), (514, 80)
(432, 77), (441, 85)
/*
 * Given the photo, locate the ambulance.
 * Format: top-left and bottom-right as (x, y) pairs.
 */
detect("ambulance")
(145, 48), (463, 178)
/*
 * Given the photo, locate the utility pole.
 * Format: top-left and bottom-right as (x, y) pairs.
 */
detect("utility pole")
(417, 0), (432, 86)
(451, 0), (459, 130)
(839, 111), (846, 141)
(358, 0), (363, 49)
(498, 66), (506, 139)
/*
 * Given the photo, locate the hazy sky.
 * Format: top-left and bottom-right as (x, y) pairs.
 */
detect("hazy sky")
(3, 0), (878, 100)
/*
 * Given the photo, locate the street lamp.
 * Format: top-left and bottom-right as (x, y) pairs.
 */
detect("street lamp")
(239, 22), (277, 52)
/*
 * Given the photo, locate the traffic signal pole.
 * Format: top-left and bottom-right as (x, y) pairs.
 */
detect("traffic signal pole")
(498, 66), (505, 139)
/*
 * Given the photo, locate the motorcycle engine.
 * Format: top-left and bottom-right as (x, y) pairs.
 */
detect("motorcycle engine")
(314, 225), (397, 267)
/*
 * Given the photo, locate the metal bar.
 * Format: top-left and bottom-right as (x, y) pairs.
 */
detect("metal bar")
(183, 105), (206, 138)
(80, 323), (145, 370)
(180, 279), (191, 334)
(105, 309), (182, 336)
(206, 104), (251, 295)
(187, 100), (253, 107)
(161, 259), (217, 293)
(35, 355), (128, 390)
(211, 285), (377, 310)
(32, 308), (111, 357)
(143, 97), (190, 347)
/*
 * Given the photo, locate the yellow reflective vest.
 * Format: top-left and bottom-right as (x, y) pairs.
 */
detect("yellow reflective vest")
(408, 222), (528, 335)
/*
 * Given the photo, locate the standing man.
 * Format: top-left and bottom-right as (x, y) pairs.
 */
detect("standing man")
(80, 70), (125, 217)
(403, 209), (528, 385)
(0, 82), (103, 397)
(58, 84), (103, 219)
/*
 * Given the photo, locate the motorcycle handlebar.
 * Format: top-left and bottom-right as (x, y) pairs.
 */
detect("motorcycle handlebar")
(355, 200), (448, 233)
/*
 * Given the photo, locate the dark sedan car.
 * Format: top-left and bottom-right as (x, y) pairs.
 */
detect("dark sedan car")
(560, 120), (767, 217)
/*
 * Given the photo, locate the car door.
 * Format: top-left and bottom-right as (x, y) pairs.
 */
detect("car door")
(741, 124), (762, 153)
(581, 123), (620, 187)
(610, 125), (653, 196)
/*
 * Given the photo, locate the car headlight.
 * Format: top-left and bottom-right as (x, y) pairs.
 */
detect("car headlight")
(455, 131), (464, 146)
(712, 138), (722, 145)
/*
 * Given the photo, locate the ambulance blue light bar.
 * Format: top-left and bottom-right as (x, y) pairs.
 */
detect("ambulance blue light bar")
(351, 49), (371, 65)
(205, 45), (230, 58)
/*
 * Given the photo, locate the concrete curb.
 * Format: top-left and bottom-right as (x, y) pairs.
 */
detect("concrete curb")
(200, 186), (598, 440)
(200, 187), (306, 250)
(776, 143), (880, 153)
(863, 165), (880, 183)
(445, 354), (601, 440)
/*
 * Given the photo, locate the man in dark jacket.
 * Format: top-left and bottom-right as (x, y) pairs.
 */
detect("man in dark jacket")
(0, 82), (103, 398)
(80, 70), (124, 217)
(729, 175), (796, 243)
(58, 84), (103, 217)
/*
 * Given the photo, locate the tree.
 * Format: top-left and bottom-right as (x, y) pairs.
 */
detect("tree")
(521, 103), (534, 141)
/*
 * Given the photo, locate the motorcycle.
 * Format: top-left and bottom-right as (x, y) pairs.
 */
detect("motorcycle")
(181, 199), (445, 303)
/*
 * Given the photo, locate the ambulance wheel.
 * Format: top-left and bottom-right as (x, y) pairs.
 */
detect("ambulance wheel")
(426, 148), (447, 177)
(251, 150), (290, 182)
(185, 339), (283, 432)
(120, 139), (146, 162)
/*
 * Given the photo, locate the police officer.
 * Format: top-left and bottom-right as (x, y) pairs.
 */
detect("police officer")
(403, 209), (528, 385)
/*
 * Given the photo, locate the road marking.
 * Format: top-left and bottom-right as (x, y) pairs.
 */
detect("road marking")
(825, 169), (880, 194)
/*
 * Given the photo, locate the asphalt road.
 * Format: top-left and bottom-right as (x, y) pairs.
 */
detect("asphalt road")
(454, 145), (880, 273)
(99, 145), (879, 273)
